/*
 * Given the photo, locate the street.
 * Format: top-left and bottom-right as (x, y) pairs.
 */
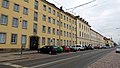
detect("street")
(0, 49), (114, 68)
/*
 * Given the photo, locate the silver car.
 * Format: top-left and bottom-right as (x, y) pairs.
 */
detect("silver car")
(116, 46), (120, 53)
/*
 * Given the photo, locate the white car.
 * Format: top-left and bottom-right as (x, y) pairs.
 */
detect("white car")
(76, 44), (85, 51)
(116, 46), (120, 53)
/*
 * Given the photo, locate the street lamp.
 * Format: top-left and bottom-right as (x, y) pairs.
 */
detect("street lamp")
(20, 17), (23, 55)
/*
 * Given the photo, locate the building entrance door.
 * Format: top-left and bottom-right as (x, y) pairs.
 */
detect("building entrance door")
(30, 36), (39, 50)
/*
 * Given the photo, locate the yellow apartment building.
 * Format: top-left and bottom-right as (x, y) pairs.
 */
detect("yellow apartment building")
(104, 37), (114, 47)
(0, 0), (76, 52)
(76, 16), (91, 45)
(90, 29), (105, 46)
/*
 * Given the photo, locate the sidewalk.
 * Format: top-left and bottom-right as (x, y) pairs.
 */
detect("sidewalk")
(0, 50), (39, 62)
(87, 50), (120, 68)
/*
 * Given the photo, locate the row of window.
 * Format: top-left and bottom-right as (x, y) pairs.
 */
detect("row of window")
(0, 14), (27, 29)
(0, 33), (76, 46)
(2, 0), (29, 15)
(79, 41), (89, 45)
(42, 4), (76, 25)
(42, 14), (76, 31)
(1, 0), (76, 29)
(2, 0), (38, 22)
(0, 33), (26, 44)
(79, 31), (89, 39)
(42, 37), (76, 46)
(42, 25), (76, 38)
(0, 14), (76, 37)
(79, 23), (89, 32)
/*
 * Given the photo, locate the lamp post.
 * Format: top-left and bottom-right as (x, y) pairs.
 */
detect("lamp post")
(116, 28), (120, 45)
(20, 17), (23, 55)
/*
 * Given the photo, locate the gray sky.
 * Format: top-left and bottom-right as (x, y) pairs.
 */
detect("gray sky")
(47, 0), (120, 43)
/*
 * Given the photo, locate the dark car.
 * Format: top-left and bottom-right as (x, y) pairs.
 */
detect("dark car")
(87, 45), (94, 50)
(62, 46), (71, 52)
(38, 46), (57, 55)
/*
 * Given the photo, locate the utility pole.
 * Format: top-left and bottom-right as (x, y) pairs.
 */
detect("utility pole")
(20, 17), (23, 55)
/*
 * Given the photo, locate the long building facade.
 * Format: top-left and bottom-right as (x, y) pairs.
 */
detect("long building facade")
(76, 16), (91, 45)
(0, 0), (114, 52)
(0, 0), (77, 51)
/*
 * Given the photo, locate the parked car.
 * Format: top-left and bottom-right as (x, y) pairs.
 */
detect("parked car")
(62, 46), (71, 52)
(38, 46), (57, 55)
(56, 46), (63, 53)
(94, 46), (100, 49)
(69, 45), (78, 52)
(116, 46), (120, 53)
(76, 44), (85, 51)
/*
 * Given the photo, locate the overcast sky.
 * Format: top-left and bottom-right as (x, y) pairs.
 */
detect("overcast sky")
(47, 0), (120, 43)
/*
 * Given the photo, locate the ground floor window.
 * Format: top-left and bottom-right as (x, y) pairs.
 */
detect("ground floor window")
(21, 35), (27, 45)
(11, 34), (17, 44)
(0, 33), (6, 44)
(42, 37), (45, 45)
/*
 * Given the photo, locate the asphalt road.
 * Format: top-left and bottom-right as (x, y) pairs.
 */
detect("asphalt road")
(0, 49), (114, 68)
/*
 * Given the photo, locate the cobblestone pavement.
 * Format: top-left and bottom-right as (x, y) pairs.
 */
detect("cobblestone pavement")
(87, 50), (120, 68)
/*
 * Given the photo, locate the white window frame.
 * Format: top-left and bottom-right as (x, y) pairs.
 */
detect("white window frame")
(22, 20), (27, 29)
(14, 3), (19, 12)
(0, 14), (8, 25)
(0, 33), (6, 44)
(11, 34), (17, 44)
(12, 17), (18, 28)
(2, 0), (9, 8)
(23, 7), (28, 15)
(21, 35), (27, 45)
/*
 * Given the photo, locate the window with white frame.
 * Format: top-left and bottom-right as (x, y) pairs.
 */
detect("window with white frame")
(2, 0), (9, 8)
(48, 7), (51, 13)
(33, 23), (37, 34)
(52, 38), (55, 45)
(52, 28), (55, 35)
(42, 25), (46, 33)
(34, 12), (38, 21)
(22, 20), (27, 29)
(52, 18), (55, 24)
(0, 33), (6, 44)
(42, 14), (46, 21)
(57, 29), (59, 35)
(48, 17), (51, 23)
(14, 3), (19, 12)
(64, 31), (66, 37)
(0, 14), (8, 25)
(11, 34), (17, 44)
(53, 10), (56, 15)
(12, 17), (18, 28)
(60, 30), (62, 36)
(47, 38), (51, 45)
(21, 35), (26, 45)
(48, 27), (51, 34)
(34, 0), (38, 10)
(23, 7), (28, 15)
(57, 20), (59, 26)
(43, 4), (46, 11)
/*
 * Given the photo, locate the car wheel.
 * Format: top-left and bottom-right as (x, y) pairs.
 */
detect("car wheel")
(49, 51), (52, 55)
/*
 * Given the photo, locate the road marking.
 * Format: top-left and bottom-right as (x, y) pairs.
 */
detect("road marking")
(30, 55), (82, 68)
(1, 62), (29, 68)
